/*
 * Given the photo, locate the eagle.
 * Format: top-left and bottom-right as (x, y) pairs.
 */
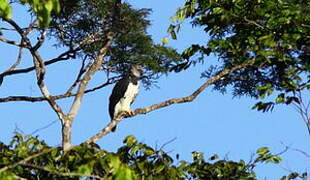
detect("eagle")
(108, 65), (143, 132)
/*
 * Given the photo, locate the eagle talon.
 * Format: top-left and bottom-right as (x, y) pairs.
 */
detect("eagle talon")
(123, 110), (134, 117)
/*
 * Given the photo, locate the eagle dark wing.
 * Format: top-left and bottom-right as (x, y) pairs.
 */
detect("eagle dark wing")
(109, 76), (130, 119)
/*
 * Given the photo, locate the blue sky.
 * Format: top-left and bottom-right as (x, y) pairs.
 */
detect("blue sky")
(0, 0), (309, 179)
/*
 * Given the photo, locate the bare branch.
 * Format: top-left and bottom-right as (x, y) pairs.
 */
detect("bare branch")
(0, 36), (23, 47)
(291, 91), (310, 136)
(0, 78), (117, 103)
(291, 147), (310, 158)
(33, 30), (46, 51)
(3, 17), (68, 148)
(159, 137), (177, 150)
(85, 112), (124, 144)
(66, 0), (122, 150)
(31, 50), (66, 123)
(86, 62), (252, 144)
(28, 119), (58, 136)
(0, 27), (16, 31)
(66, 56), (88, 94)
(2, 18), (29, 44)
(65, 32), (114, 150)
(281, 142), (310, 158)
(2, 18), (63, 120)
(3, 44), (24, 73)
(1, 48), (78, 77)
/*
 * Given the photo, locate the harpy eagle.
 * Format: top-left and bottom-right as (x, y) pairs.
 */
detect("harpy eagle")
(109, 65), (143, 132)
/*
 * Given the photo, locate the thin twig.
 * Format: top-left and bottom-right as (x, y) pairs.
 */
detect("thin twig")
(33, 30), (46, 51)
(66, 56), (88, 94)
(231, 14), (266, 29)
(243, 17), (265, 29)
(29, 119), (58, 136)
(159, 137), (177, 150)
(4, 43), (24, 72)
(0, 37), (23, 47)
(291, 91), (310, 136)
(281, 142), (310, 158)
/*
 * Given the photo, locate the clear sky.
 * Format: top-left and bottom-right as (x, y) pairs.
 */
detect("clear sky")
(0, 0), (309, 179)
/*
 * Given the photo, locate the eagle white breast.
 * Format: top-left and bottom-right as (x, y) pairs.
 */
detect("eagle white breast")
(113, 81), (139, 117)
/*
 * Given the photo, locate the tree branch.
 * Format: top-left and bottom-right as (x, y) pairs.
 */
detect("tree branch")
(30, 48), (66, 123)
(0, 78), (117, 103)
(65, 56), (88, 94)
(292, 91), (310, 136)
(3, 17), (70, 149)
(0, 36), (24, 47)
(1, 48), (78, 77)
(64, 32), (114, 150)
(86, 62), (252, 144)
(65, 0), (121, 150)
(2, 44), (24, 75)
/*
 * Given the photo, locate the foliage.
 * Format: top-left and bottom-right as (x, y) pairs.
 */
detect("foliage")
(0, 0), (60, 27)
(49, 0), (185, 86)
(0, 134), (298, 180)
(0, 0), (12, 19)
(170, 0), (310, 112)
(19, 0), (60, 27)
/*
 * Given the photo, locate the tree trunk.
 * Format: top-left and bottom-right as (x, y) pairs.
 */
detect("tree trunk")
(62, 119), (72, 151)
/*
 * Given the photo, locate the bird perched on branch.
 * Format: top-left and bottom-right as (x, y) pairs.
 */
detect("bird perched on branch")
(109, 65), (143, 132)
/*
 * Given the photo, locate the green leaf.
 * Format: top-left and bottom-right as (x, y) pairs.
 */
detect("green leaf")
(161, 37), (169, 45)
(208, 154), (219, 161)
(292, 33), (301, 40)
(123, 135), (137, 147)
(288, 172), (299, 179)
(256, 147), (269, 156)
(0, 0), (12, 19)
(77, 164), (93, 175)
(114, 166), (135, 180)
(44, 0), (53, 12)
(155, 165), (166, 174)
(212, 7), (223, 14)
(275, 94), (285, 104)
(271, 156), (282, 164)
(0, 172), (16, 180)
(19, 0), (60, 27)
(109, 155), (121, 171)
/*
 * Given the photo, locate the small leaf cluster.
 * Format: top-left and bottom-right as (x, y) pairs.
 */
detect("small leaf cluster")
(0, 0), (60, 27)
(0, 0), (12, 19)
(19, 0), (60, 27)
(1, 134), (303, 180)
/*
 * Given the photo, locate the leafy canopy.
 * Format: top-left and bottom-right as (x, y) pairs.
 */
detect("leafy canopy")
(0, 134), (290, 180)
(49, 0), (185, 86)
(171, 0), (310, 111)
